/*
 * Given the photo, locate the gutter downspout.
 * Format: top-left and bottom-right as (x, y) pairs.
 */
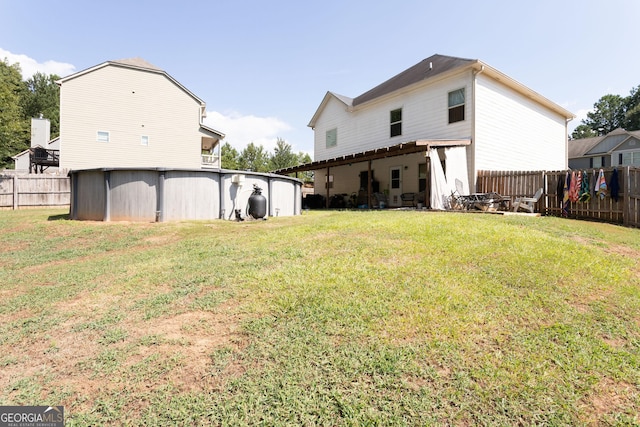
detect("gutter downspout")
(565, 118), (571, 169)
(471, 65), (485, 191)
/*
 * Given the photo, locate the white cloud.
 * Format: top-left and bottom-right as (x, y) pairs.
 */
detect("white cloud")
(204, 110), (292, 152)
(0, 48), (76, 79)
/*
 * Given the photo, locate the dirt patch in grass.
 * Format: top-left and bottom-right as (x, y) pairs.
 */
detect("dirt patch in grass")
(128, 308), (247, 390)
(1, 296), (247, 413)
(581, 377), (638, 424)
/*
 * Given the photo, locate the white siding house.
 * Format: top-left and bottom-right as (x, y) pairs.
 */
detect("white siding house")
(301, 54), (574, 208)
(57, 58), (224, 171)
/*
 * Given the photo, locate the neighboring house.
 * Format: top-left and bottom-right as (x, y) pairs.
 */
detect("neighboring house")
(57, 57), (224, 171)
(12, 117), (60, 174)
(568, 128), (640, 169)
(289, 54), (574, 208)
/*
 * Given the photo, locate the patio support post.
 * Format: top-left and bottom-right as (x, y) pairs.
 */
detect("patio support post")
(367, 160), (372, 208)
(326, 166), (330, 208)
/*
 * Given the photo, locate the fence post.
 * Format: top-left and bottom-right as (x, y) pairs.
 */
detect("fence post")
(624, 166), (630, 227)
(12, 175), (18, 210)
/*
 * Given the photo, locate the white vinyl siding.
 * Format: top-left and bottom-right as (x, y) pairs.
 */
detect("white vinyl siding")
(60, 65), (204, 170)
(313, 72), (472, 161)
(473, 74), (567, 173)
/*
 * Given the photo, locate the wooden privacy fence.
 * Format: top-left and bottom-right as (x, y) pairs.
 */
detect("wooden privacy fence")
(0, 174), (70, 210)
(477, 167), (640, 228)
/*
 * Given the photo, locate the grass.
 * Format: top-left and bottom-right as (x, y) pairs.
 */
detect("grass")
(0, 208), (639, 425)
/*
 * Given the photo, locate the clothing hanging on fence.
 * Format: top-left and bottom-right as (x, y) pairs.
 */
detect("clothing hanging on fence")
(579, 170), (590, 202)
(590, 169), (596, 200)
(556, 174), (564, 208)
(562, 171), (570, 217)
(595, 168), (607, 199)
(609, 168), (620, 201)
(569, 170), (579, 202)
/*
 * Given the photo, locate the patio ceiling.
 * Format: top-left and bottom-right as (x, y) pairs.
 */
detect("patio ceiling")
(272, 139), (471, 175)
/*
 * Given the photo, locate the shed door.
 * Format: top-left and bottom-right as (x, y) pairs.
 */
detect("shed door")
(389, 166), (402, 206)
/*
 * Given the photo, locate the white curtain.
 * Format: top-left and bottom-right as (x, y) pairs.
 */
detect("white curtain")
(429, 148), (450, 210)
(445, 146), (470, 195)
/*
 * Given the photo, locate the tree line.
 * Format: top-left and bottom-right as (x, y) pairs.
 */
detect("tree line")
(0, 59), (60, 169)
(571, 84), (640, 139)
(221, 138), (312, 181)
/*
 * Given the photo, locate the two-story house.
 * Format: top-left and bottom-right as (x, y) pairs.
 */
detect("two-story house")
(57, 57), (224, 171)
(296, 54), (574, 208)
(568, 128), (640, 169)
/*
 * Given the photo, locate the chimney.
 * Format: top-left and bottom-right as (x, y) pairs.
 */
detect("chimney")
(30, 117), (51, 148)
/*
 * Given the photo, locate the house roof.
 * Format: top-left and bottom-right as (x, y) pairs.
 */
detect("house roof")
(353, 54), (475, 106)
(568, 136), (602, 158)
(56, 57), (206, 106)
(568, 128), (640, 158)
(200, 123), (225, 139)
(308, 54), (575, 128)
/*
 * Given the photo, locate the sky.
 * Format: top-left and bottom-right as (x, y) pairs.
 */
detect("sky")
(1, 0), (639, 157)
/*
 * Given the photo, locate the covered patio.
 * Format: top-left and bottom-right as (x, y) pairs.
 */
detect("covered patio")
(273, 139), (472, 209)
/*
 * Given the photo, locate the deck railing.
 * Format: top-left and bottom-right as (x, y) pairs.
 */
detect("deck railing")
(201, 154), (219, 166)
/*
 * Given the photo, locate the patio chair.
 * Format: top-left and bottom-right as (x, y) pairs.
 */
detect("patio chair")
(448, 179), (470, 210)
(512, 188), (543, 213)
(401, 193), (416, 207)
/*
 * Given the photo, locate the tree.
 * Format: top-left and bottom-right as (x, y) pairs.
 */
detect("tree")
(583, 94), (626, 135)
(570, 124), (597, 140)
(269, 138), (297, 171)
(238, 142), (270, 172)
(623, 85), (640, 131)
(220, 142), (240, 170)
(296, 151), (313, 182)
(21, 72), (61, 138)
(0, 59), (29, 169)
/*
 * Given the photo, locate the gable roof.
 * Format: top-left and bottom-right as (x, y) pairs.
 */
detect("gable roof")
(56, 57), (205, 106)
(353, 54), (475, 106)
(568, 128), (640, 159)
(307, 91), (353, 127)
(568, 136), (602, 158)
(308, 54), (574, 128)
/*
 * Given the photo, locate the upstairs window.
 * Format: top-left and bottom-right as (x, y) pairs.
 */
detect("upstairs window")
(390, 108), (402, 137)
(448, 88), (465, 124)
(141, 135), (149, 146)
(326, 128), (337, 148)
(97, 131), (110, 143)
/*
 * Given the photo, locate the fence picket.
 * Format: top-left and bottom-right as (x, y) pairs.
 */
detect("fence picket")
(477, 167), (639, 227)
(0, 174), (70, 210)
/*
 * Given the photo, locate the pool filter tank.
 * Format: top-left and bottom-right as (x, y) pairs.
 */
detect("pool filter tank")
(248, 184), (267, 219)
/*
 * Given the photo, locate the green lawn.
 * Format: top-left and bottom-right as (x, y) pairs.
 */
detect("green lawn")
(0, 208), (639, 425)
